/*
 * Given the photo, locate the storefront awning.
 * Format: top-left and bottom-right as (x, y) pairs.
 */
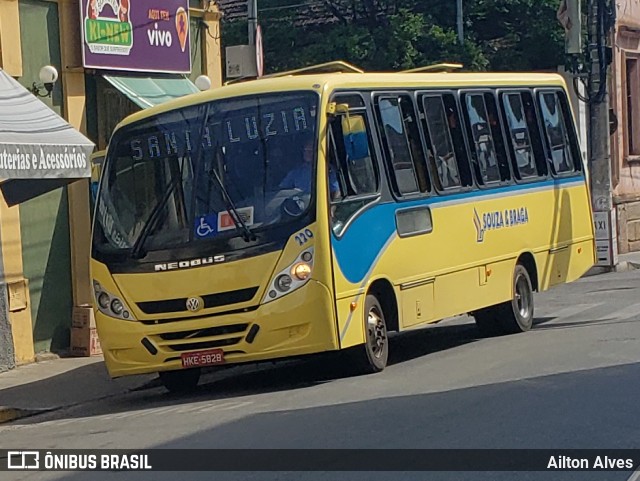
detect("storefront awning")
(103, 74), (199, 109)
(0, 69), (94, 205)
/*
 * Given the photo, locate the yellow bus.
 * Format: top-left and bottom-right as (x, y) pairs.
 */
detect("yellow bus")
(91, 64), (595, 392)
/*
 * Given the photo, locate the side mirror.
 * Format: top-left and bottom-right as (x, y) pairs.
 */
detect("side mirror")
(327, 102), (350, 116)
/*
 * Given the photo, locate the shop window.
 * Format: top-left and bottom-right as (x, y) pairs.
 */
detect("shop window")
(96, 79), (139, 150)
(189, 13), (204, 84)
(626, 57), (640, 157)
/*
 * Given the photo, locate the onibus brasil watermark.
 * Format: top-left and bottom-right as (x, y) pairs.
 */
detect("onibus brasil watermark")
(7, 451), (151, 471)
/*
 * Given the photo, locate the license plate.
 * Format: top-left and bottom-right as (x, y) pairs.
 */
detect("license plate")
(181, 348), (225, 368)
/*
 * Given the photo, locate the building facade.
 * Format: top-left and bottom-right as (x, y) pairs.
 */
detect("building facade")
(612, 0), (640, 253)
(0, 0), (222, 370)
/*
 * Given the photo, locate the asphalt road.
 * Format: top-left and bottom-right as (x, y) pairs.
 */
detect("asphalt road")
(3, 269), (640, 481)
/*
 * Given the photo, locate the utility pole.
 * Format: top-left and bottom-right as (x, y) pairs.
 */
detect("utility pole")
(457, 0), (463, 44)
(248, 0), (258, 45)
(587, 0), (618, 268)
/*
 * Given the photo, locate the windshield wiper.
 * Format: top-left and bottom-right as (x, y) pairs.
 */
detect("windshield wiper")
(130, 176), (181, 259)
(207, 164), (256, 243)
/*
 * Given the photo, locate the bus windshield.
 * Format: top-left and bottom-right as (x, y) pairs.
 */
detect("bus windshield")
(93, 91), (318, 256)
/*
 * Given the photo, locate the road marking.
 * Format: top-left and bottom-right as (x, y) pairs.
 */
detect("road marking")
(108, 411), (144, 419)
(172, 404), (212, 414)
(194, 400), (253, 413)
(543, 303), (601, 320)
(606, 302), (640, 321)
(0, 399), (257, 432)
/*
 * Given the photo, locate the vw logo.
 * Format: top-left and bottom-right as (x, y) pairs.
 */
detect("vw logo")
(186, 297), (203, 312)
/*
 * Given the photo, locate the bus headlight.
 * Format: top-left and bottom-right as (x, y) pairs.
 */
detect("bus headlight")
(111, 299), (124, 315)
(97, 292), (110, 309)
(275, 274), (293, 292)
(93, 280), (135, 321)
(292, 262), (311, 280)
(263, 248), (314, 304)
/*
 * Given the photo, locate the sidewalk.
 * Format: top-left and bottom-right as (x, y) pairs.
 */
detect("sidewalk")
(0, 355), (157, 424)
(1, 251), (639, 425)
(585, 250), (640, 276)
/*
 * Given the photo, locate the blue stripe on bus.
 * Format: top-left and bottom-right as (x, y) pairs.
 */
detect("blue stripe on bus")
(331, 176), (585, 284)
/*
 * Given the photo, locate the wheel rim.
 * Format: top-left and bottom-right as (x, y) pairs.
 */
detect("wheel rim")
(514, 273), (532, 319)
(367, 305), (387, 359)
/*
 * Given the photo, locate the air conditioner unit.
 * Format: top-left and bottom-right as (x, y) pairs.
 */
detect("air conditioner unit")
(225, 45), (257, 78)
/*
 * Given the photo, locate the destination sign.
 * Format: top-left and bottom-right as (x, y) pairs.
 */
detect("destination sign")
(125, 103), (315, 162)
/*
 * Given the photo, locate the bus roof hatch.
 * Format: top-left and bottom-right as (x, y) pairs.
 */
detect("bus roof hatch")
(402, 63), (464, 73)
(262, 61), (364, 78)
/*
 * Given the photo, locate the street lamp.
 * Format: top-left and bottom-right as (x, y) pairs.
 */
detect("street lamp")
(31, 65), (58, 98)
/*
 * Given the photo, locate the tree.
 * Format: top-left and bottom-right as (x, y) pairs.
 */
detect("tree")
(469, 0), (565, 71)
(220, 0), (563, 74)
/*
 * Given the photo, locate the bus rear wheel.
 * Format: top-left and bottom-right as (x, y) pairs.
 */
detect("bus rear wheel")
(159, 368), (201, 393)
(474, 264), (534, 335)
(352, 294), (389, 374)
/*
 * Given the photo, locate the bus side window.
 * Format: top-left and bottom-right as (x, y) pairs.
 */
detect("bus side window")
(522, 90), (548, 177)
(538, 91), (577, 175)
(501, 91), (548, 180)
(422, 95), (460, 189)
(376, 95), (430, 196)
(341, 113), (378, 195)
(484, 92), (512, 182)
(421, 94), (473, 190)
(462, 92), (510, 185)
(328, 111), (379, 234)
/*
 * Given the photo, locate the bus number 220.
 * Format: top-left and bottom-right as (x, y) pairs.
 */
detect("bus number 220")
(295, 229), (314, 245)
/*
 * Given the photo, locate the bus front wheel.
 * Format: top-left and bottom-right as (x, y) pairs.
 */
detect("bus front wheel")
(474, 264), (534, 335)
(159, 368), (201, 393)
(352, 294), (389, 374)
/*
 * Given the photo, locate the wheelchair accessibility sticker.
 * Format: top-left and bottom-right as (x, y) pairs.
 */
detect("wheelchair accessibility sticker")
(195, 207), (255, 239)
(195, 214), (218, 238)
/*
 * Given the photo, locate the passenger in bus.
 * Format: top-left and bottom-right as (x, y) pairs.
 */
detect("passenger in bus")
(279, 139), (340, 198)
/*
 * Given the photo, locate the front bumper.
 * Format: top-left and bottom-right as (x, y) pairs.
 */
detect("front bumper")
(96, 280), (338, 378)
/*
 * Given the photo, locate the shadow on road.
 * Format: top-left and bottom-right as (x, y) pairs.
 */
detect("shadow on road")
(50, 362), (640, 481)
(4, 320), (486, 425)
(533, 317), (640, 331)
(6, 309), (623, 426)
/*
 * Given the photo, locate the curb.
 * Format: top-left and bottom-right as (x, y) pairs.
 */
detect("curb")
(0, 380), (161, 425)
(584, 260), (640, 277)
(0, 406), (51, 424)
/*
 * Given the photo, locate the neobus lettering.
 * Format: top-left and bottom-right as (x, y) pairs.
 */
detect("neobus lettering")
(154, 257), (215, 271)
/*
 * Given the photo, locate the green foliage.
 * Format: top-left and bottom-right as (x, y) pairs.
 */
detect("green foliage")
(220, 0), (565, 75)
(469, 0), (565, 70)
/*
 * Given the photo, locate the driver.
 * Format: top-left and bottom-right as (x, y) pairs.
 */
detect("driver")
(279, 139), (340, 198)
